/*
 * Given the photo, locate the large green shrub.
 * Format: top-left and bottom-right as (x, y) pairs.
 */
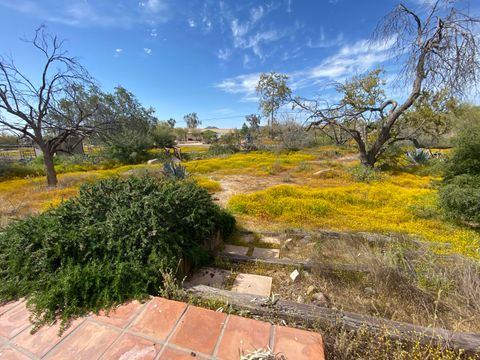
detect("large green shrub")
(0, 176), (234, 328)
(439, 174), (480, 224)
(440, 120), (480, 224)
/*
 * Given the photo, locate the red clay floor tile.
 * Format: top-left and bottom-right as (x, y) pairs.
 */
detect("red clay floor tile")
(44, 321), (121, 360)
(216, 315), (271, 360)
(0, 300), (24, 317)
(93, 300), (144, 329)
(158, 346), (208, 359)
(0, 346), (32, 360)
(273, 325), (325, 360)
(101, 333), (161, 360)
(0, 303), (31, 340)
(170, 306), (226, 356)
(12, 317), (84, 358)
(128, 298), (187, 341)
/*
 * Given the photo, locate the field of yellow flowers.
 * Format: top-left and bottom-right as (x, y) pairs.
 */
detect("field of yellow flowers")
(1, 146), (479, 259)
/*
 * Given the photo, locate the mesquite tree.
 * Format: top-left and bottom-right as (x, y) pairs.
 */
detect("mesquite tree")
(294, 1), (480, 167)
(0, 27), (97, 186)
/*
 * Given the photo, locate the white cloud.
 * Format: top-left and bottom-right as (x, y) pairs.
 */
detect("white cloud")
(114, 48), (123, 57)
(306, 28), (344, 48)
(250, 6), (264, 23)
(188, 19), (196, 28)
(139, 0), (166, 13)
(217, 48), (231, 61)
(150, 28), (158, 38)
(215, 73), (260, 102)
(216, 36), (397, 100)
(0, 0), (169, 28)
(143, 47), (152, 55)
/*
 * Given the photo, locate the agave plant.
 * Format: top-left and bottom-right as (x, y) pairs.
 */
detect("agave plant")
(163, 160), (188, 179)
(406, 148), (430, 164)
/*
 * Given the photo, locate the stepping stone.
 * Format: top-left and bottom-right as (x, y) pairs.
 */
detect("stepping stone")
(238, 232), (255, 243)
(260, 236), (281, 245)
(222, 244), (249, 256)
(184, 267), (231, 288)
(252, 248), (280, 260)
(231, 273), (272, 297)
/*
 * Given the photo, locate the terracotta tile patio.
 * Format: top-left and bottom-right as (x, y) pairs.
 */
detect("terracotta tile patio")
(0, 297), (325, 360)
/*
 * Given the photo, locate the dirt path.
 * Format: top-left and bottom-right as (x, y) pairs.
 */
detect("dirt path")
(215, 174), (285, 206)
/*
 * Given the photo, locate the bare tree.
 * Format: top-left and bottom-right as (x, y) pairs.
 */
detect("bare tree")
(0, 26), (97, 185)
(294, 1), (480, 167)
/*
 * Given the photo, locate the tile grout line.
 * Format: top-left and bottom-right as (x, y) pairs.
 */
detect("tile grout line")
(211, 313), (230, 359)
(95, 299), (152, 360)
(3, 342), (38, 360)
(153, 302), (190, 360)
(269, 324), (276, 351)
(39, 317), (88, 359)
(0, 299), (26, 318)
(161, 342), (213, 360)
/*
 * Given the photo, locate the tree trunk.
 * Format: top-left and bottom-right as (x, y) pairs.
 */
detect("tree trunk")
(43, 150), (58, 186)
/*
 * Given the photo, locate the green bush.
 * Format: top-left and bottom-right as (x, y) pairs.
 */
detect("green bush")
(440, 121), (480, 224)
(439, 174), (480, 224)
(104, 129), (153, 164)
(0, 176), (235, 328)
(207, 143), (240, 156)
(349, 164), (383, 183)
(445, 121), (480, 179)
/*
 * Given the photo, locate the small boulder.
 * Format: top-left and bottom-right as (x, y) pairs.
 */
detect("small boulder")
(282, 238), (293, 251)
(147, 158), (161, 165)
(290, 269), (300, 282)
(311, 292), (329, 307)
(297, 295), (305, 304)
(306, 285), (317, 296)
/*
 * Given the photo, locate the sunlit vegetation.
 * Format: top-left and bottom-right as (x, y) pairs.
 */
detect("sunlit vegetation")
(228, 174), (479, 259)
(184, 151), (315, 175)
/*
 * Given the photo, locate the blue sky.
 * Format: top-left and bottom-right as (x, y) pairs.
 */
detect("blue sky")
(0, 0), (475, 128)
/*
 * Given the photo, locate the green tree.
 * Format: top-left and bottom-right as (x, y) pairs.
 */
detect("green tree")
(256, 72), (291, 131)
(245, 114), (261, 131)
(151, 123), (176, 148)
(294, 1), (480, 167)
(167, 118), (176, 128)
(184, 112), (201, 128)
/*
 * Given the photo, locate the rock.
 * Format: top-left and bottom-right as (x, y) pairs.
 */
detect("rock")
(311, 292), (328, 306)
(290, 269), (300, 283)
(282, 238), (293, 250)
(297, 295), (305, 304)
(300, 235), (312, 244)
(364, 287), (375, 295)
(147, 158), (161, 165)
(306, 285), (317, 296)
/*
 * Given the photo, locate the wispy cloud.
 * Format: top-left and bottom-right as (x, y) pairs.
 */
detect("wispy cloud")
(216, 36), (397, 101)
(306, 28), (344, 48)
(114, 48), (123, 57)
(150, 28), (158, 38)
(143, 47), (152, 55)
(0, 0), (169, 28)
(188, 19), (196, 28)
(217, 48), (232, 61)
(215, 73), (260, 102)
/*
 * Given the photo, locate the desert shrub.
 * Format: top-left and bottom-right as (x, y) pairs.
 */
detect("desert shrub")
(440, 121), (480, 224)
(207, 143), (240, 156)
(0, 175), (235, 328)
(151, 124), (176, 148)
(163, 161), (188, 179)
(278, 119), (314, 150)
(104, 128), (153, 164)
(406, 148), (431, 164)
(439, 174), (480, 224)
(349, 164), (383, 182)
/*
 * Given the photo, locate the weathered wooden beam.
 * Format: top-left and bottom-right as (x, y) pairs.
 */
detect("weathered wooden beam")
(218, 253), (371, 274)
(187, 285), (480, 355)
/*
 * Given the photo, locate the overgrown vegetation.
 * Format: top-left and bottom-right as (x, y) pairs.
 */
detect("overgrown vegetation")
(0, 175), (234, 328)
(440, 119), (480, 225)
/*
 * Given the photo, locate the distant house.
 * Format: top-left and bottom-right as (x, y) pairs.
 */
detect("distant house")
(199, 128), (234, 138)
